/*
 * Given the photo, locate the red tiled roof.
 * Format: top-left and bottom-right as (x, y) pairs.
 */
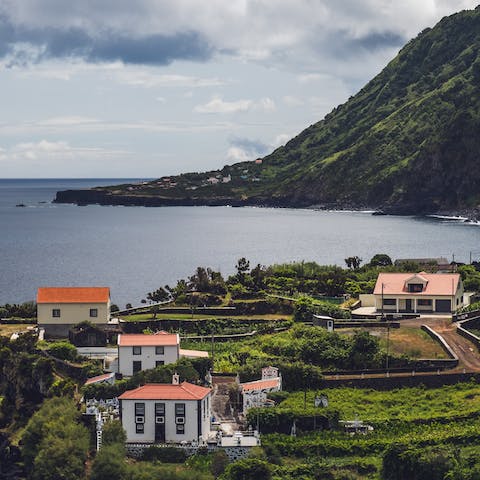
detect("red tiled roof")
(37, 287), (110, 304)
(179, 348), (209, 358)
(118, 332), (179, 346)
(118, 382), (211, 401)
(84, 372), (115, 385)
(240, 378), (281, 392)
(373, 273), (460, 296)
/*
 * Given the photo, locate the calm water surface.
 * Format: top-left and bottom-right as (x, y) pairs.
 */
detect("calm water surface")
(1, 179), (479, 306)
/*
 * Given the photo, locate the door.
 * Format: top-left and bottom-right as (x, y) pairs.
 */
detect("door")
(405, 299), (412, 312)
(132, 360), (142, 374)
(155, 423), (165, 443)
(436, 299), (451, 313)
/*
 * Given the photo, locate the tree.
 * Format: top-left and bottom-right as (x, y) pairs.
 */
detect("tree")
(125, 303), (132, 309)
(369, 254), (393, 267)
(101, 419), (127, 446)
(32, 434), (88, 480)
(235, 257), (250, 285)
(345, 256), (362, 269)
(293, 296), (315, 322)
(211, 450), (229, 478)
(90, 444), (127, 480)
(225, 458), (271, 480)
(147, 287), (170, 303)
(110, 304), (120, 312)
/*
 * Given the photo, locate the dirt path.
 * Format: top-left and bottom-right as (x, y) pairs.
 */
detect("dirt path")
(211, 376), (240, 434)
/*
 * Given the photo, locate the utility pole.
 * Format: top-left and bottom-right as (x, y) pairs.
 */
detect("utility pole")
(211, 331), (215, 368)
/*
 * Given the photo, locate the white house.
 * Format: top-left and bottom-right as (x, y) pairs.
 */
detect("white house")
(37, 287), (110, 337)
(117, 332), (180, 376)
(240, 366), (282, 414)
(117, 331), (209, 376)
(373, 272), (463, 314)
(118, 376), (212, 444)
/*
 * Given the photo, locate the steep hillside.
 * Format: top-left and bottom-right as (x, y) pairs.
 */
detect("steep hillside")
(55, 7), (480, 215)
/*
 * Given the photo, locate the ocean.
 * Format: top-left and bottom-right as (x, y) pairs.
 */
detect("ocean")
(1, 178), (479, 307)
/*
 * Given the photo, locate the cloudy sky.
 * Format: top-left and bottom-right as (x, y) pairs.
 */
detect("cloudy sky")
(0, 0), (477, 178)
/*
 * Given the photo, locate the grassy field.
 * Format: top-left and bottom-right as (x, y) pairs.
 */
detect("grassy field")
(341, 326), (448, 359)
(0, 323), (32, 337)
(276, 383), (480, 423)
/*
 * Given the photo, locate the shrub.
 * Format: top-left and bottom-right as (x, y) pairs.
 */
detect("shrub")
(141, 446), (187, 463)
(47, 341), (78, 362)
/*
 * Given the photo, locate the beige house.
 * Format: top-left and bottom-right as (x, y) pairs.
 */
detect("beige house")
(117, 331), (209, 376)
(373, 272), (463, 314)
(118, 376), (212, 444)
(37, 287), (110, 337)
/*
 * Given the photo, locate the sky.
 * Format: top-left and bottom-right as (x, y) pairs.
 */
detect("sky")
(0, 0), (478, 178)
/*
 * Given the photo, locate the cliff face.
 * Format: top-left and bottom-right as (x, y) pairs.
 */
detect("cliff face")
(55, 7), (480, 214)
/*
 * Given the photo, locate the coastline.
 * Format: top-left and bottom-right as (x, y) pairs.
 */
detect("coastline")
(53, 188), (480, 222)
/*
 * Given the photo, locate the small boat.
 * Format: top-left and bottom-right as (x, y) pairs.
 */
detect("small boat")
(15, 203), (26, 207)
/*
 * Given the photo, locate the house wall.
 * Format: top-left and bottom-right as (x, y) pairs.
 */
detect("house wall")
(374, 290), (464, 313)
(38, 301), (110, 337)
(118, 345), (179, 376)
(121, 395), (211, 443)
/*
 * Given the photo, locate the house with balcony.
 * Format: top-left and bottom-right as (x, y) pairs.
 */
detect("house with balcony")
(118, 375), (212, 444)
(117, 331), (209, 376)
(37, 287), (110, 337)
(373, 272), (463, 314)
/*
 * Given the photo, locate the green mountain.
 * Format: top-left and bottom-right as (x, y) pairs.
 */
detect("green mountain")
(56, 7), (480, 214)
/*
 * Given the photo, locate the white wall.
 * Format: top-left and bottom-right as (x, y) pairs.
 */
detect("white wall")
(121, 394), (211, 443)
(118, 345), (179, 376)
(37, 301), (110, 326)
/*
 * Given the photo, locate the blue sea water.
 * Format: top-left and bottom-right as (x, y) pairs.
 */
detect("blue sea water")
(0, 178), (479, 307)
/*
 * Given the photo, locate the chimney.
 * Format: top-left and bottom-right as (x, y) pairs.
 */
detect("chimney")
(172, 373), (180, 385)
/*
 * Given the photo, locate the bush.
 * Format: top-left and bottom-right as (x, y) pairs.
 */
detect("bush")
(141, 446), (187, 463)
(225, 458), (272, 480)
(47, 341), (78, 362)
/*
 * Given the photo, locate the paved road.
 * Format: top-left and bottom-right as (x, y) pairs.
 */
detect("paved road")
(211, 377), (240, 434)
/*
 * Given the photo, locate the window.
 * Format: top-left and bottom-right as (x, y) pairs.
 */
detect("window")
(155, 403), (165, 415)
(133, 361), (142, 374)
(383, 299), (396, 306)
(136, 423), (144, 434)
(408, 283), (424, 293)
(133, 346), (142, 355)
(155, 346), (165, 355)
(176, 424), (185, 434)
(175, 403), (185, 416)
(89, 308), (98, 318)
(418, 299), (432, 306)
(52, 309), (61, 317)
(135, 403), (145, 416)
(155, 360), (164, 367)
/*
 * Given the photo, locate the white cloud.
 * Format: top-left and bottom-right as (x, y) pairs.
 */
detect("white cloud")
(194, 96), (275, 114)
(226, 146), (254, 162)
(194, 96), (253, 114)
(113, 70), (225, 88)
(283, 95), (304, 107)
(0, 140), (128, 163)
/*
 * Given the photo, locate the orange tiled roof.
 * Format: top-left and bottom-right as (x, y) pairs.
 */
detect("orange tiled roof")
(373, 273), (460, 296)
(118, 382), (211, 401)
(118, 332), (179, 346)
(240, 378), (281, 392)
(37, 287), (110, 303)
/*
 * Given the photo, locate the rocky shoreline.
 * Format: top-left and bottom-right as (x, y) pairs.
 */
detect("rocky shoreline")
(53, 188), (480, 221)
